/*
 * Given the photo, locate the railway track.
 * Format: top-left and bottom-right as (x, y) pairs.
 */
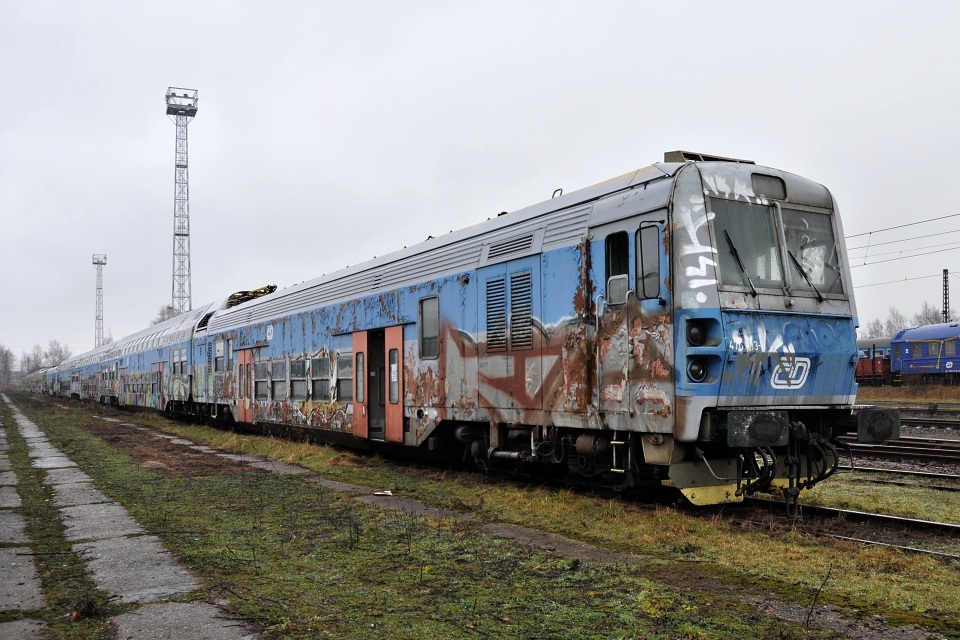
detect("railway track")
(744, 497), (960, 559)
(843, 468), (960, 492)
(837, 434), (960, 463)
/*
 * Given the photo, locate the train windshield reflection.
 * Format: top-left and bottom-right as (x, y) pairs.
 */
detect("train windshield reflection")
(781, 208), (843, 295)
(710, 198), (844, 297)
(710, 198), (784, 290)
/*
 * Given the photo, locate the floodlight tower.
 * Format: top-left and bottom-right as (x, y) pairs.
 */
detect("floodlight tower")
(92, 254), (107, 348)
(165, 87), (199, 314)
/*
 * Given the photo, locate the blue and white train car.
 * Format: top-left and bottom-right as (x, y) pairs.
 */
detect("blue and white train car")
(35, 151), (899, 506)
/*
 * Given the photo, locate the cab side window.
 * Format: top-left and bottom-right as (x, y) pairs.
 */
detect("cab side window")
(605, 232), (629, 303)
(637, 225), (661, 299)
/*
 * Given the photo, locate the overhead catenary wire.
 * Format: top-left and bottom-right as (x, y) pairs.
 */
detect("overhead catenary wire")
(849, 244), (960, 267)
(856, 271), (960, 289)
(846, 228), (960, 252)
(845, 212), (960, 239)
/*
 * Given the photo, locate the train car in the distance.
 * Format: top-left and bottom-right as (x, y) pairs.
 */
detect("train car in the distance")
(856, 337), (892, 386)
(892, 322), (960, 383)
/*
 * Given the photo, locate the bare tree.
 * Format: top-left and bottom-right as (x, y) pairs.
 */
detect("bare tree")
(0, 345), (14, 387)
(152, 305), (178, 325)
(19, 344), (45, 374)
(861, 318), (886, 339)
(43, 340), (72, 367)
(886, 307), (910, 336)
(910, 301), (941, 326)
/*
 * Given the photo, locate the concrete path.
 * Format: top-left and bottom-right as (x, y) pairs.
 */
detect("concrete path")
(0, 396), (262, 640)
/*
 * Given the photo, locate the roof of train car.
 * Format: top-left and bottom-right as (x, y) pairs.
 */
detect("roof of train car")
(205, 162), (685, 334)
(894, 322), (960, 341)
(204, 158), (838, 334)
(55, 299), (223, 371)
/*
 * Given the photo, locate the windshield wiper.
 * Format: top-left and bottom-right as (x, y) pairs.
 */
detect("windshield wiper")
(723, 230), (757, 296)
(788, 250), (824, 302)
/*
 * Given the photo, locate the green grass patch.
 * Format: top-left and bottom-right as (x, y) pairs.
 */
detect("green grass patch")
(9, 394), (960, 638)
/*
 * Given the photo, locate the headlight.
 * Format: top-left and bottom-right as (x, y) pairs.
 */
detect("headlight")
(686, 321), (706, 346)
(687, 359), (707, 382)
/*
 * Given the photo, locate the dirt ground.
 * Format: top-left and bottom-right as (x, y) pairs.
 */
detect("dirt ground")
(82, 422), (258, 478)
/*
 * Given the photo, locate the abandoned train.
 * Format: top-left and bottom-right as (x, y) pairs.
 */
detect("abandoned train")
(28, 151), (900, 506)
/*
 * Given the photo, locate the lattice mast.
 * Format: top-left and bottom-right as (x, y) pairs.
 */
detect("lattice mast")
(165, 87), (199, 314)
(92, 254), (107, 348)
(944, 269), (950, 323)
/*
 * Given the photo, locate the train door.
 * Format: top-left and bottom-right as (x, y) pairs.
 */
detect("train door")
(594, 211), (672, 427)
(368, 329), (386, 440)
(384, 325), (404, 442)
(236, 349), (255, 423)
(352, 332), (368, 438)
(156, 362), (165, 410)
(352, 327), (404, 442)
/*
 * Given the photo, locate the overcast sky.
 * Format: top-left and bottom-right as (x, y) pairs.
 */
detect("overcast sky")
(2, 1), (959, 358)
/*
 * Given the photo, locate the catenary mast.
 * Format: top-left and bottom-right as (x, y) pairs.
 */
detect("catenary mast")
(165, 87), (199, 314)
(92, 254), (107, 348)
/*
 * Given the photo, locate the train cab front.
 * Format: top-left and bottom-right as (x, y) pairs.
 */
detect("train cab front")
(668, 159), (900, 509)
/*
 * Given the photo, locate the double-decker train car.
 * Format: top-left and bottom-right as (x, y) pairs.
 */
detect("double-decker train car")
(855, 337), (892, 386)
(33, 151), (899, 506)
(891, 321), (960, 384)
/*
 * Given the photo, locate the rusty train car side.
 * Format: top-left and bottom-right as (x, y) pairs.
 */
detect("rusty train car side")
(35, 152), (899, 506)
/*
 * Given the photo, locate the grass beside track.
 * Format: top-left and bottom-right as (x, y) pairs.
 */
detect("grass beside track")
(5, 394), (959, 639)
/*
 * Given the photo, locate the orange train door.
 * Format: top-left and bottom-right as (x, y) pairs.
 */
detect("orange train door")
(352, 332), (368, 438)
(385, 325), (404, 443)
(236, 349), (255, 423)
(352, 328), (404, 442)
(157, 362), (165, 411)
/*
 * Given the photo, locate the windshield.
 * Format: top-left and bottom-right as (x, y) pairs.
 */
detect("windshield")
(709, 197), (843, 296)
(710, 198), (784, 290)
(782, 208), (843, 295)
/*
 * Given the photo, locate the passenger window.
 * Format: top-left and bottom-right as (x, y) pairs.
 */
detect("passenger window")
(271, 361), (287, 401)
(348, 353), (360, 403)
(311, 355), (331, 401)
(389, 349), (399, 404)
(254, 363), (269, 400)
(420, 297), (439, 359)
(290, 359), (307, 401)
(214, 340), (225, 372)
(637, 225), (660, 299)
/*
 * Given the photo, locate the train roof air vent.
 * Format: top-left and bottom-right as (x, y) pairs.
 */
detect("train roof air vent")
(481, 229), (545, 265)
(664, 150), (755, 164)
